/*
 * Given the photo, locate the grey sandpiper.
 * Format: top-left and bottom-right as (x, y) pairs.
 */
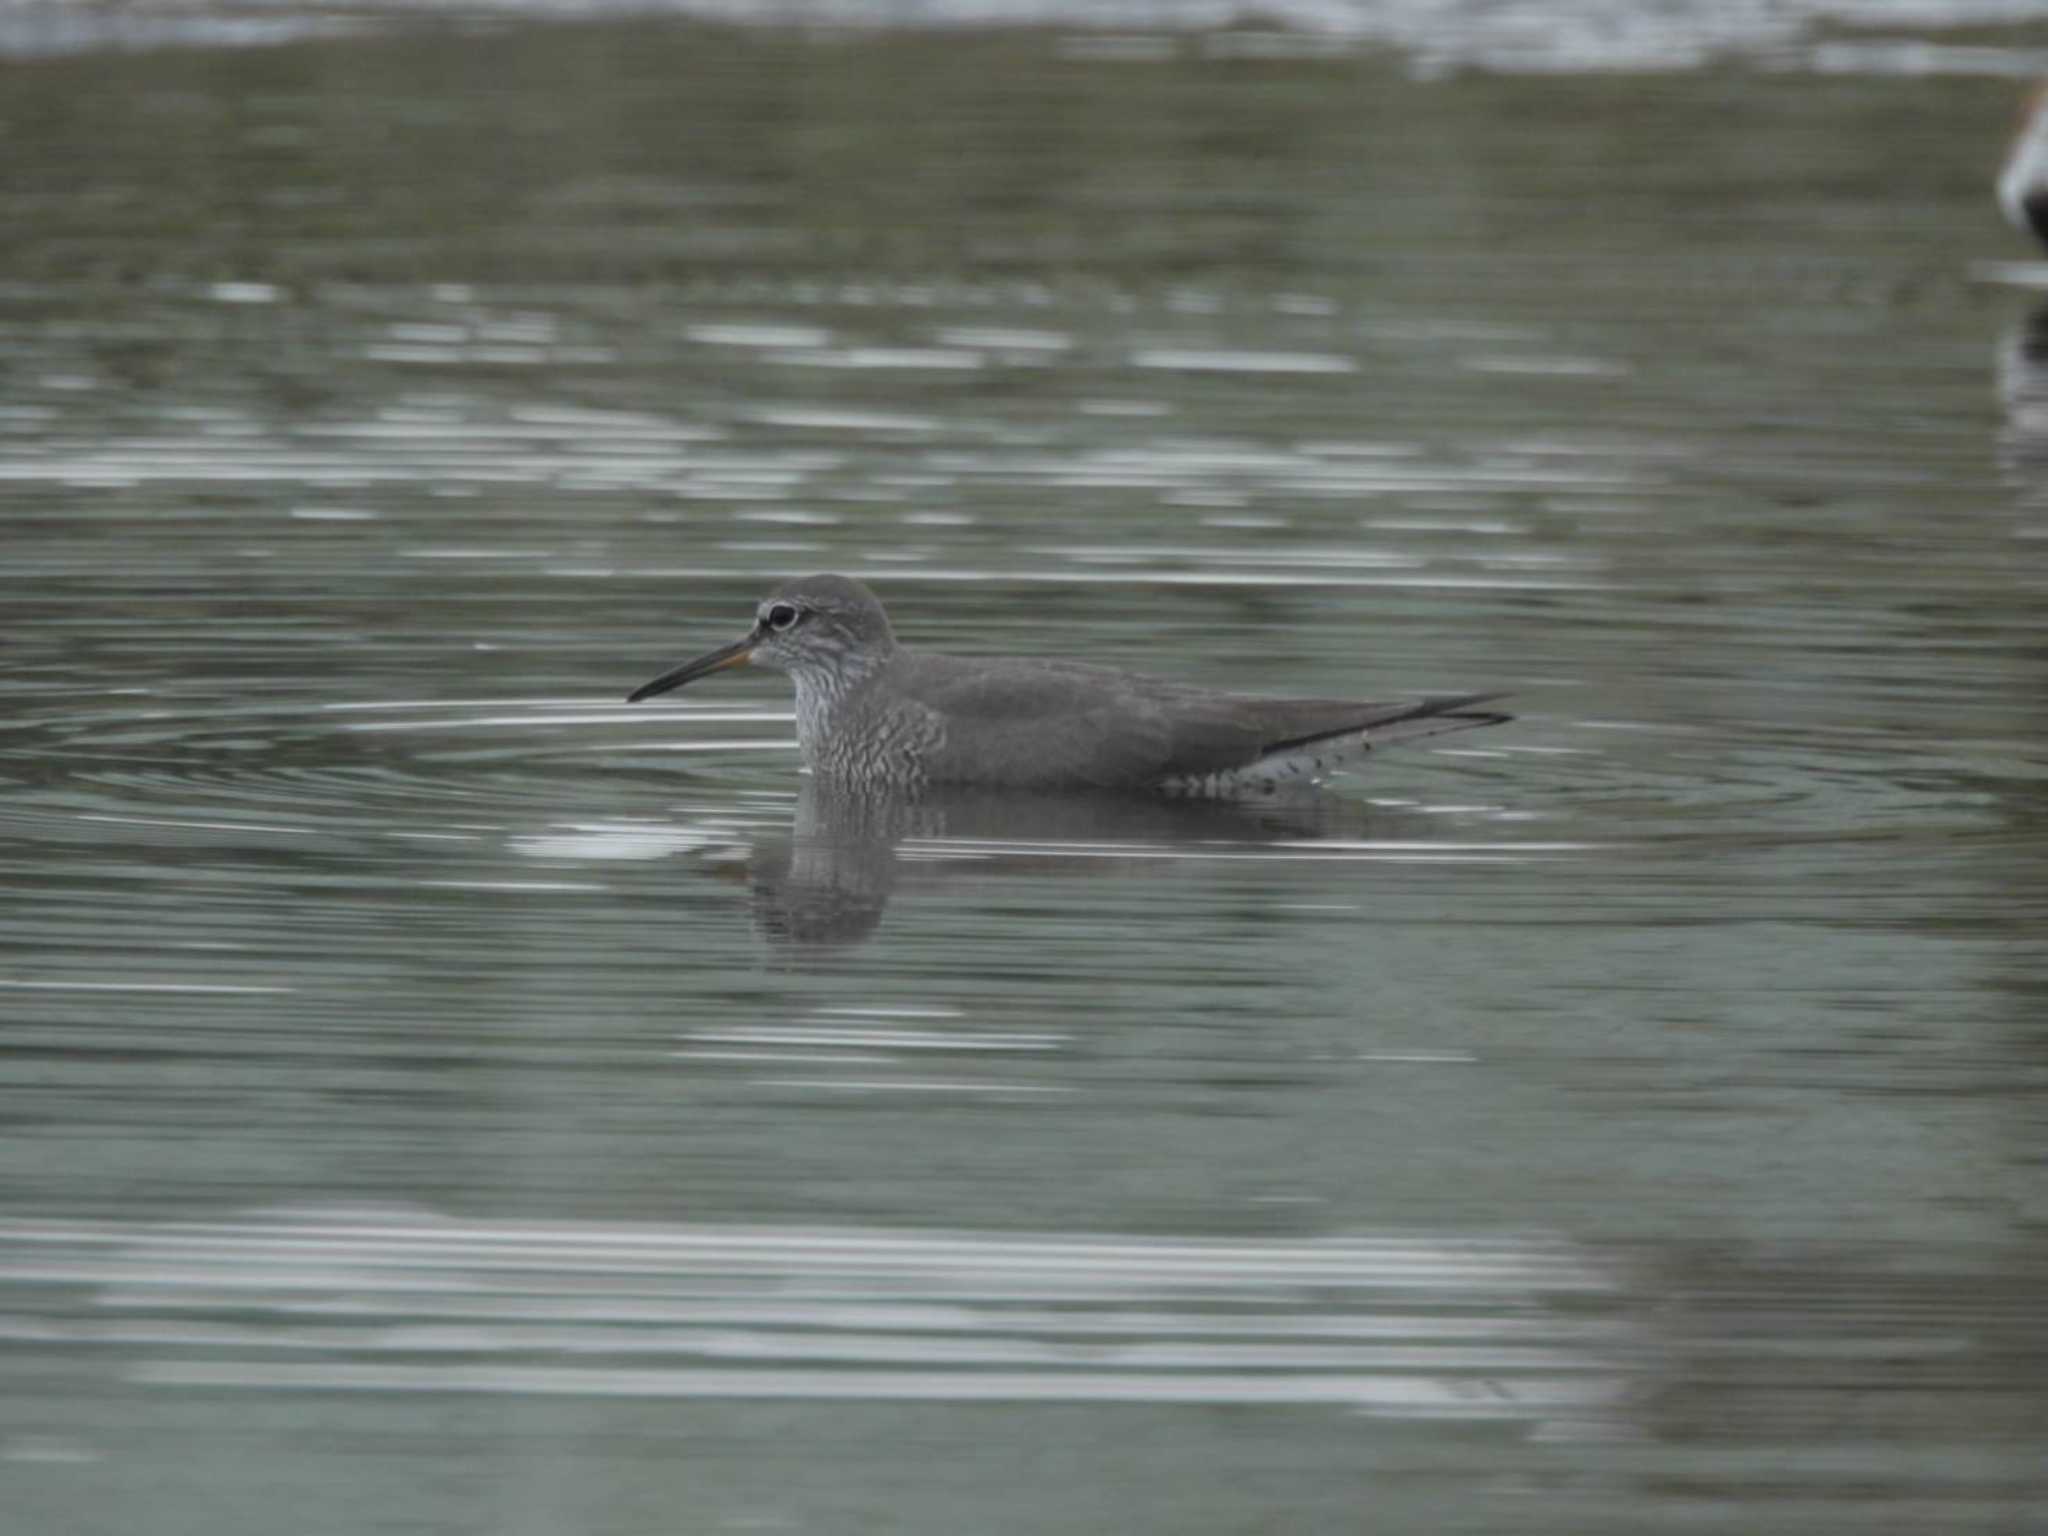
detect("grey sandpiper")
(626, 574), (1508, 794)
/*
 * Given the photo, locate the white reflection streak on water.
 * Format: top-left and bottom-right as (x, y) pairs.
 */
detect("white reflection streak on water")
(682, 1028), (1064, 1051)
(687, 322), (834, 347)
(0, 1213), (1629, 1416)
(755, 1080), (1074, 1094)
(768, 347), (985, 369)
(1129, 349), (1359, 373)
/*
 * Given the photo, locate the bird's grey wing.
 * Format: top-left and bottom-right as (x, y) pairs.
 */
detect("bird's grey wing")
(892, 653), (1504, 787)
(890, 656), (1191, 787)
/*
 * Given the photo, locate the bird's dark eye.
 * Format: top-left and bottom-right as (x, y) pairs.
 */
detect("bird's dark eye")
(764, 603), (800, 632)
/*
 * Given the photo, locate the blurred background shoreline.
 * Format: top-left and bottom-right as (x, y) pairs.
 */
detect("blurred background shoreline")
(8, 0), (2048, 75)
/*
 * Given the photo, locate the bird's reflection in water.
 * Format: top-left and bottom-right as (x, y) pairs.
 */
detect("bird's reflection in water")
(743, 779), (1392, 954)
(1997, 301), (2048, 465)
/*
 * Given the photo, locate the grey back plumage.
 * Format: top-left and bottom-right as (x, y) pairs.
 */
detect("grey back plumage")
(881, 652), (1499, 790)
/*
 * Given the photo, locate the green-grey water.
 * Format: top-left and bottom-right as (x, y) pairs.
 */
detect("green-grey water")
(3, 21), (2046, 1535)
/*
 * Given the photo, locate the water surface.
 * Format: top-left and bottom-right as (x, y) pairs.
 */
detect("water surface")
(2, 20), (2046, 1535)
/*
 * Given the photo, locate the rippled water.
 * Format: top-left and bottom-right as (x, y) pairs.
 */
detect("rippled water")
(3, 18), (2047, 1536)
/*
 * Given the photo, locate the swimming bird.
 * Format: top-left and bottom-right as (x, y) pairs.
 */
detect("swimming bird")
(626, 574), (1508, 794)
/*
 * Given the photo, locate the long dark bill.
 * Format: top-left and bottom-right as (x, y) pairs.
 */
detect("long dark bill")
(626, 631), (759, 702)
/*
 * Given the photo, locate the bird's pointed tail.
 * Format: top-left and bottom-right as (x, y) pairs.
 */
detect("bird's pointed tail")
(1352, 692), (1512, 750)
